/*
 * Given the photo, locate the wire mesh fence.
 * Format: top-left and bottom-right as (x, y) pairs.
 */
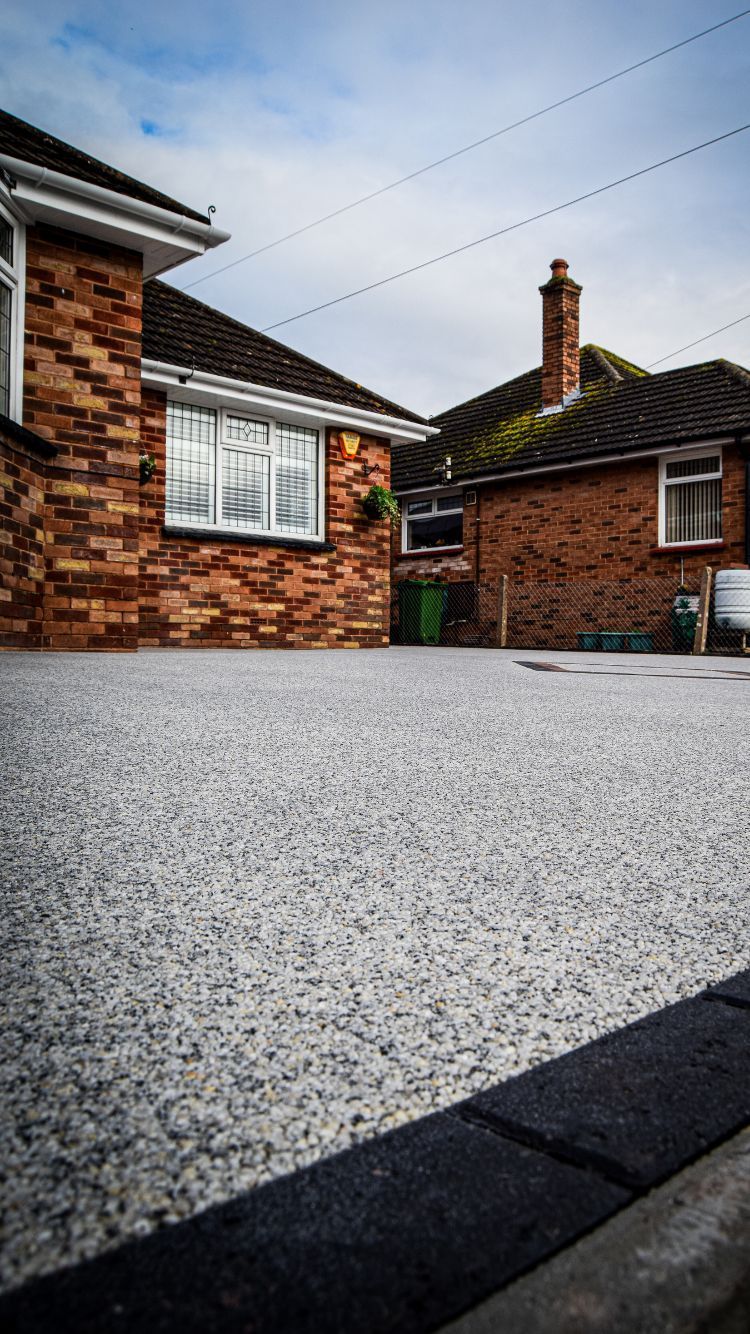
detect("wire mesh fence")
(507, 576), (698, 654)
(391, 571), (749, 656)
(506, 575), (746, 656)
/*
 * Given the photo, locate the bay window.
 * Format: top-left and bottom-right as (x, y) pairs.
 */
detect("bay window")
(404, 493), (464, 551)
(165, 401), (321, 539)
(659, 449), (722, 547)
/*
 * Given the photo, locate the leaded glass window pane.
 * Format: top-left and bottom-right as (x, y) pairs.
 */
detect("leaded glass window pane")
(0, 217), (12, 268)
(165, 401), (216, 523)
(0, 282), (11, 418)
(275, 424), (318, 534)
(225, 415), (269, 447)
(222, 448), (269, 528)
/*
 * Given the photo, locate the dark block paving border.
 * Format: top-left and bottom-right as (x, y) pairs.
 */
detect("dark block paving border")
(461, 983), (750, 1189)
(2, 972), (750, 1334)
(704, 966), (750, 1010)
(0, 1114), (628, 1334)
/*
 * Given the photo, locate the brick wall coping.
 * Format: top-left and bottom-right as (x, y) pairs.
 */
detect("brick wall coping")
(161, 525), (336, 553)
(0, 412), (58, 460)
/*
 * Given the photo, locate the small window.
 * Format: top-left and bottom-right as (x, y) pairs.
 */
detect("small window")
(0, 216), (12, 267)
(404, 493), (463, 551)
(225, 414), (269, 447)
(660, 450), (722, 546)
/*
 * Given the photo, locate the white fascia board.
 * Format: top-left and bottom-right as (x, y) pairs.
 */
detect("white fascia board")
(393, 437), (738, 496)
(1, 153), (230, 279)
(141, 359), (437, 444)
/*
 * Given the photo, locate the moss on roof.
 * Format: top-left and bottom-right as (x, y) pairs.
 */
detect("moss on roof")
(467, 381), (611, 469)
(392, 345), (750, 491)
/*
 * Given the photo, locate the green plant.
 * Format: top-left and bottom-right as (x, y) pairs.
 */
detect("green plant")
(139, 452), (156, 484)
(362, 484), (400, 526)
(671, 583), (698, 651)
(360, 482), (400, 522)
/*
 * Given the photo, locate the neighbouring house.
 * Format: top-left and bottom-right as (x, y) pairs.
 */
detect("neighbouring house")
(0, 108), (431, 652)
(391, 259), (750, 649)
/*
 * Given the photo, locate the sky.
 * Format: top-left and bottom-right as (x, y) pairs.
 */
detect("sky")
(1, 0), (749, 417)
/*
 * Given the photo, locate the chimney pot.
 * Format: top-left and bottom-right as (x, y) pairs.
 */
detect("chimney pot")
(550, 258), (569, 278)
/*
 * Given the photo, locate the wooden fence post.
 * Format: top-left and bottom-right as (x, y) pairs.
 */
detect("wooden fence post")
(495, 574), (508, 648)
(692, 566), (713, 655)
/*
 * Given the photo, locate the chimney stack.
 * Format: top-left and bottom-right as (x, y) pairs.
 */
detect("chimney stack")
(539, 258), (581, 409)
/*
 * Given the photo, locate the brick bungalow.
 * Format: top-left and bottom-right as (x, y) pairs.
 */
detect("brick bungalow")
(392, 259), (750, 644)
(0, 108), (431, 652)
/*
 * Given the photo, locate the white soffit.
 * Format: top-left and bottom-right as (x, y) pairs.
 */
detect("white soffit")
(1, 154), (230, 278)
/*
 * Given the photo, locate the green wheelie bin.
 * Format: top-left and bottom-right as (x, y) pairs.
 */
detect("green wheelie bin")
(398, 579), (444, 645)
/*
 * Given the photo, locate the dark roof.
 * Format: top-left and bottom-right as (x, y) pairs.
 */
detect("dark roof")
(0, 108), (208, 224)
(143, 281), (428, 424)
(391, 346), (750, 490)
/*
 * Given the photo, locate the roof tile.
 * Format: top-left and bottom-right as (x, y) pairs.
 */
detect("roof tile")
(143, 281), (427, 424)
(392, 346), (750, 490)
(0, 108), (207, 224)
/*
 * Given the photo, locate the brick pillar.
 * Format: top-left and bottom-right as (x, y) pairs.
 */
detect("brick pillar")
(23, 225), (142, 650)
(539, 258), (582, 409)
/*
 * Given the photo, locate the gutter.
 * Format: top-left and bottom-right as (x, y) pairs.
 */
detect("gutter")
(141, 358), (438, 444)
(0, 153), (230, 249)
(394, 434), (744, 497)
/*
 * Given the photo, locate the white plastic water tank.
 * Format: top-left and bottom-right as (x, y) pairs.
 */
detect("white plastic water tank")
(714, 569), (750, 631)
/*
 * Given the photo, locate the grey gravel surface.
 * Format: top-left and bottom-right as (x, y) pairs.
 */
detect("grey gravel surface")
(1, 646), (749, 1290)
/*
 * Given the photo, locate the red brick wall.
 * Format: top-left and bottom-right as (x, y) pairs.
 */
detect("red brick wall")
(394, 447), (747, 588)
(139, 393), (392, 648)
(23, 225), (142, 650)
(0, 428), (48, 648)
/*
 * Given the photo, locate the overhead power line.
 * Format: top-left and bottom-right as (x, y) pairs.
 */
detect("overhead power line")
(180, 7), (750, 293)
(261, 124), (750, 332)
(647, 313), (750, 367)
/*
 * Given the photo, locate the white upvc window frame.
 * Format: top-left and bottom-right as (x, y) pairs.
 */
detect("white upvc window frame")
(402, 490), (464, 554)
(657, 445), (723, 548)
(0, 185), (26, 423)
(165, 400), (325, 540)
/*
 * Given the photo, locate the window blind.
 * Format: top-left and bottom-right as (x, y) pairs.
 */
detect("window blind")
(0, 283), (10, 418)
(222, 448), (269, 528)
(275, 423), (318, 533)
(165, 402), (216, 524)
(665, 477), (722, 544)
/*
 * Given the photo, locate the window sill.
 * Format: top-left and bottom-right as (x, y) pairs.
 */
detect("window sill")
(650, 541), (726, 554)
(162, 525), (335, 553)
(397, 546), (464, 559)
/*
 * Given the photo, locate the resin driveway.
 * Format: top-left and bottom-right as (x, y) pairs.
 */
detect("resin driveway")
(1, 646), (748, 1290)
